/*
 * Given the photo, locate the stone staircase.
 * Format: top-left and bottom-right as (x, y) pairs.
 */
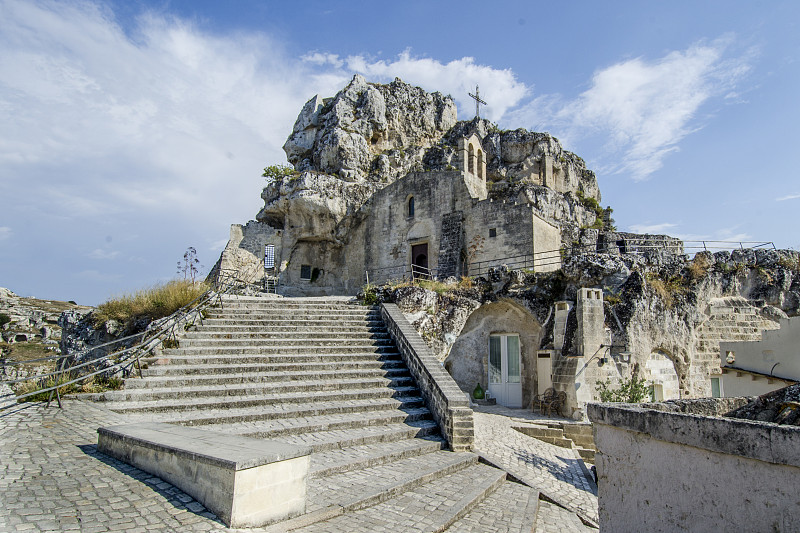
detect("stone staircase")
(91, 296), (564, 532)
(514, 422), (596, 464)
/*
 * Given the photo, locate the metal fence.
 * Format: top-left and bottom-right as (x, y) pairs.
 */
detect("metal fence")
(366, 239), (776, 285)
(1, 262), (263, 410)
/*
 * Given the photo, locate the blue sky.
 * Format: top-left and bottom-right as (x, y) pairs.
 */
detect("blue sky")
(1, 0), (799, 305)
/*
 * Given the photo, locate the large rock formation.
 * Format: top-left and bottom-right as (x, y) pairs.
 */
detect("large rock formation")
(245, 76), (611, 285)
(283, 74), (457, 183)
(372, 248), (800, 401)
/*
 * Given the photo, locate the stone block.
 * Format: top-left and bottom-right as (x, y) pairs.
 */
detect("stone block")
(97, 422), (310, 528)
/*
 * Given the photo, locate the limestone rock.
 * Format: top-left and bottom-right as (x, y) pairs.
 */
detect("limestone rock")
(283, 75), (457, 182)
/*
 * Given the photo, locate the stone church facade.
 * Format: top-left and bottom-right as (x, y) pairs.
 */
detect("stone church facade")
(213, 132), (561, 297)
(208, 76), (793, 418)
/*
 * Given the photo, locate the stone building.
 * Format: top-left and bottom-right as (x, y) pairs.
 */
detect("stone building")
(209, 76), (797, 416)
(717, 315), (799, 397)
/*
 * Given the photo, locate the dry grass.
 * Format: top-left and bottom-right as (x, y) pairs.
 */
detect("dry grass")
(94, 280), (209, 327)
(645, 273), (686, 307)
(687, 254), (711, 281)
(13, 373), (124, 402)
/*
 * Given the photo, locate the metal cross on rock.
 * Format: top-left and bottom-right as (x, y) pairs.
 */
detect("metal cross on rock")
(468, 85), (487, 118)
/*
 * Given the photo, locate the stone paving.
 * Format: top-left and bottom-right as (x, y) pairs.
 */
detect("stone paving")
(471, 404), (598, 526)
(0, 396), (598, 532)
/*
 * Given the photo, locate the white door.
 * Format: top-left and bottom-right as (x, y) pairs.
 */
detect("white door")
(488, 334), (522, 408)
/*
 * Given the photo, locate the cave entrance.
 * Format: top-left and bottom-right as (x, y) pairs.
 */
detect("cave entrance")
(411, 243), (429, 279)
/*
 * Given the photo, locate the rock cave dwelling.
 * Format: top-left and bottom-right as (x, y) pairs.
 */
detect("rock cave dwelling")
(209, 74), (800, 419)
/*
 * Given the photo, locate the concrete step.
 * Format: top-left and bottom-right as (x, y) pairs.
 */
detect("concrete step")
(577, 448), (596, 463)
(100, 385), (422, 414)
(98, 376), (416, 401)
(144, 352), (401, 366)
(309, 437), (445, 477)
(513, 426), (574, 448)
(444, 479), (539, 533)
(183, 328), (389, 339)
(201, 406), (434, 439)
(205, 308), (380, 318)
(296, 458), (506, 532)
(160, 345), (398, 355)
(197, 318), (385, 328)
(123, 367), (411, 389)
(139, 396), (428, 427)
(142, 359), (405, 377)
(535, 501), (595, 532)
(276, 420), (442, 452)
(307, 451), (480, 512)
(177, 336), (395, 348)
(217, 299), (374, 310)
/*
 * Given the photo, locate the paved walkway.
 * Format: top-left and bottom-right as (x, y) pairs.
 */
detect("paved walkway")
(0, 400), (597, 532)
(471, 404), (598, 526)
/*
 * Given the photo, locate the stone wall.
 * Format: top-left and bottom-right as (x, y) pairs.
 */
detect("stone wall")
(589, 400), (800, 532)
(380, 303), (474, 452)
(444, 299), (543, 408)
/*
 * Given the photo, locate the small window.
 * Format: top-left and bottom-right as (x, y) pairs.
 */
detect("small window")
(489, 228), (497, 238)
(650, 383), (664, 402)
(300, 265), (312, 280)
(710, 377), (722, 398)
(408, 196), (415, 217)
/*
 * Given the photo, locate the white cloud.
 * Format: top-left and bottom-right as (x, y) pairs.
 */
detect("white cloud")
(508, 37), (753, 180)
(209, 238), (230, 252)
(88, 248), (120, 260)
(301, 52), (344, 68)
(776, 193), (800, 201)
(627, 222), (678, 234)
(343, 50), (529, 121)
(0, 227), (11, 241)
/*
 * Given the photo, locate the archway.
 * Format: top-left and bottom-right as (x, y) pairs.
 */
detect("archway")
(645, 349), (682, 400)
(445, 299), (542, 408)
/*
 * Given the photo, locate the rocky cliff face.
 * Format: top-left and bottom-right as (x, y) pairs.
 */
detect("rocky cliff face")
(369, 249), (800, 398)
(0, 287), (91, 379)
(266, 76), (607, 249)
(283, 74), (458, 183)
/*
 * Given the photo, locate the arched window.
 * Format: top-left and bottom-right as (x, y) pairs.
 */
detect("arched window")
(477, 149), (484, 179)
(468, 144), (475, 174)
(408, 196), (415, 217)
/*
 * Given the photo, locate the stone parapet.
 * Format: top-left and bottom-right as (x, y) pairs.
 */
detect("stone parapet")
(97, 422), (310, 528)
(588, 399), (800, 532)
(380, 303), (474, 451)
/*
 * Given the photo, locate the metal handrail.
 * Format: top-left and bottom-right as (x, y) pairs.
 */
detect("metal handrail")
(2, 260), (265, 409)
(365, 239), (777, 284)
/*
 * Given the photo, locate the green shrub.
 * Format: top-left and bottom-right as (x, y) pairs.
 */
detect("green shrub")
(362, 284), (378, 306)
(95, 280), (209, 328)
(595, 375), (651, 403)
(0, 313), (10, 328)
(262, 164), (296, 183)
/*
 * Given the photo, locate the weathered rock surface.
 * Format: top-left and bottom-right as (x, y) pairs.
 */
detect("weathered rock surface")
(371, 250), (800, 399)
(271, 77), (608, 249)
(0, 288), (89, 348)
(283, 74), (457, 182)
(726, 383), (800, 425)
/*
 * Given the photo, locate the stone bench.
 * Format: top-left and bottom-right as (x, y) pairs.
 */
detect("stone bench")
(97, 422), (310, 528)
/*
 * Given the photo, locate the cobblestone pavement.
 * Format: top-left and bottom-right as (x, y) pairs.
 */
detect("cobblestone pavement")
(1, 399), (598, 532)
(0, 401), (237, 533)
(471, 405), (599, 525)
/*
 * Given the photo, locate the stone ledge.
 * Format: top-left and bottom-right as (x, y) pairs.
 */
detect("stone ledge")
(588, 400), (800, 468)
(97, 422), (310, 528)
(381, 303), (473, 451)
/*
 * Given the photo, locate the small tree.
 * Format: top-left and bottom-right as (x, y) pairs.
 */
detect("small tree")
(262, 164), (296, 184)
(177, 247), (200, 282)
(595, 374), (651, 403)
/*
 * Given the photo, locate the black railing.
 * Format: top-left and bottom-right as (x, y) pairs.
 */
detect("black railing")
(1, 261), (263, 410)
(364, 240), (776, 286)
